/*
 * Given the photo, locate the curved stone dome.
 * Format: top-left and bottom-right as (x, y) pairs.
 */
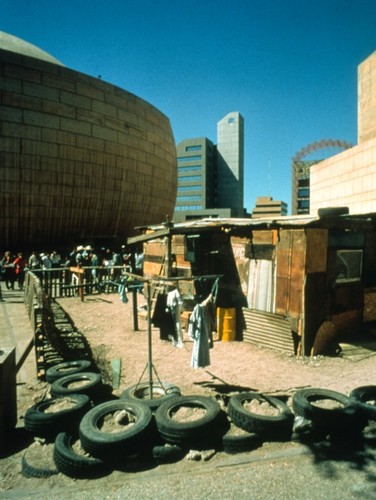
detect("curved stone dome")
(0, 31), (64, 66)
(0, 34), (177, 251)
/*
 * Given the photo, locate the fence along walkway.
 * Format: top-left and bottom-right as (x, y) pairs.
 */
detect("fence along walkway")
(23, 272), (94, 380)
(30, 265), (126, 299)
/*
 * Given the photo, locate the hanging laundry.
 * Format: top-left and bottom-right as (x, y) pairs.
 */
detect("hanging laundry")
(188, 295), (213, 369)
(118, 282), (128, 303)
(152, 293), (176, 341)
(167, 288), (184, 348)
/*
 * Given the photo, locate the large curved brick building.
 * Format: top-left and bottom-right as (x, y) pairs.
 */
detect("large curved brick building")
(0, 32), (177, 251)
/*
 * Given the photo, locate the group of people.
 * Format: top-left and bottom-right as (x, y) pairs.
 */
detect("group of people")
(0, 245), (144, 293)
(0, 250), (28, 290)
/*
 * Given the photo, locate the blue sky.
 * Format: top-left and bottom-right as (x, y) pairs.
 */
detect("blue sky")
(2, 0), (376, 213)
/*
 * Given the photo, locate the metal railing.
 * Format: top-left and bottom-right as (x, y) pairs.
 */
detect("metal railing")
(29, 265), (130, 299)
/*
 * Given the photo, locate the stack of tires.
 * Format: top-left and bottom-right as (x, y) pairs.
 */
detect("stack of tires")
(24, 360), (103, 441)
(23, 359), (110, 478)
(22, 366), (376, 479)
(291, 387), (373, 443)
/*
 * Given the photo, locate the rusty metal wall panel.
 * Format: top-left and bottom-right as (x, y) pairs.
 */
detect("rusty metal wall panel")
(364, 288), (376, 322)
(242, 308), (295, 354)
(306, 229), (328, 273)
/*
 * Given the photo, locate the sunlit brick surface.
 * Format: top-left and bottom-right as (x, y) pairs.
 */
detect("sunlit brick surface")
(0, 46), (177, 249)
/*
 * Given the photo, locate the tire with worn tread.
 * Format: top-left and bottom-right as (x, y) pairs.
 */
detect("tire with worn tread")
(318, 207), (349, 217)
(350, 385), (376, 421)
(152, 442), (186, 463)
(46, 360), (93, 384)
(24, 394), (91, 439)
(54, 432), (109, 479)
(120, 382), (181, 412)
(79, 399), (154, 459)
(222, 424), (262, 454)
(50, 372), (103, 400)
(22, 451), (58, 478)
(228, 392), (294, 441)
(155, 395), (228, 449)
(292, 388), (359, 430)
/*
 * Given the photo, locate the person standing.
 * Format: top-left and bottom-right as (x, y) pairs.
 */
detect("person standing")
(40, 252), (52, 287)
(0, 251), (16, 290)
(13, 252), (27, 290)
(112, 250), (123, 280)
(28, 251), (41, 271)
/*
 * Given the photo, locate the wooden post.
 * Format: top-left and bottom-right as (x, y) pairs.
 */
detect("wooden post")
(69, 267), (85, 301)
(165, 234), (172, 278)
(132, 287), (138, 331)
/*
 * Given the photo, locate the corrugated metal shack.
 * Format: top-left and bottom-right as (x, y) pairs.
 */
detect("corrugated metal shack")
(128, 213), (376, 356)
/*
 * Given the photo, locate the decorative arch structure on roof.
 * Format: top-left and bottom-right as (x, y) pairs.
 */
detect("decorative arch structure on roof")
(291, 139), (353, 215)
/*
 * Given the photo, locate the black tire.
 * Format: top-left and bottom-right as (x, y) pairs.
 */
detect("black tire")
(292, 388), (359, 430)
(46, 360), (92, 384)
(222, 423), (262, 454)
(22, 451), (58, 478)
(350, 385), (376, 421)
(318, 206), (349, 217)
(50, 372), (103, 400)
(152, 442), (186, 464)
(120, 382), (181, 412)
(24, 394), (91, 439)
(54, 432), (110, 479)
(228, 392), (294, 441)
(155, 395), (227, 449)
(79, 399), (154, 460)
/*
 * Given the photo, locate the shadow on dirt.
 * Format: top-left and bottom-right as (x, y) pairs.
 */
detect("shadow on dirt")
(294, 424), (376, 493)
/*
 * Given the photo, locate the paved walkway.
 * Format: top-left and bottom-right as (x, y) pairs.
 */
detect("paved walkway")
(0, 285), (35, 384)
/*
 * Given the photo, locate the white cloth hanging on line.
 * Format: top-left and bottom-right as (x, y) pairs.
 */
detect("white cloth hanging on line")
(188, 294), (212, 368)
(166, 288), (184, 347)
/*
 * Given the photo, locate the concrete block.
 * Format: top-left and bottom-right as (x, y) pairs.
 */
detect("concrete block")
(60, 90), (91, 110)
(60, 117), (92, 136)
(0, 348), (17, 452)
(24, 81), (59, 101)
(92, 99), (117, 117)
(4, 62), (41, 83)
(0, 76), (22, 92)
(24, 110), (60, 129)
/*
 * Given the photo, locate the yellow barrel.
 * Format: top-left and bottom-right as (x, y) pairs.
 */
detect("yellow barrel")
(216, 307), (236, 341)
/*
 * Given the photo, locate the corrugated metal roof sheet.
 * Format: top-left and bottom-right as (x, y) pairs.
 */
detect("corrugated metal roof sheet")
(128, 213), (376, 244)
(242, 308), (296, 354)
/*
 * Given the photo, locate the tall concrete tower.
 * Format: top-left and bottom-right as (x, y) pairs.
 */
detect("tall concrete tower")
(216, 112), (244, 215)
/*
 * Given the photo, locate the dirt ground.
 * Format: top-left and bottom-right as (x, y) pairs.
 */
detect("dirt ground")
(2, 292), (376, 494)
(56, 293), (376, 399)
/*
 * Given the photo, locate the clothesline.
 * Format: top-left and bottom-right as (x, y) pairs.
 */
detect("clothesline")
(115, 270), (223, 390)
(152, 274), (224, 283)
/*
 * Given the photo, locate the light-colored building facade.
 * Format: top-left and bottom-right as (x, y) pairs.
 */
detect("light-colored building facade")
(252, 196), (288, 219)
(0, 32), (177, 250)
(310, 50), (376, 215)
(174, 112), (246, 222)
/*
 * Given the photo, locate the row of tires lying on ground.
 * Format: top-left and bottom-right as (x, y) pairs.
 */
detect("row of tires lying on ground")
(23, 360), (376, 479)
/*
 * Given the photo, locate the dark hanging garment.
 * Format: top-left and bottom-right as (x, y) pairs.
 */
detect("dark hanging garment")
(189, 303), (212, 369)
(152, 293), (176, 341)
